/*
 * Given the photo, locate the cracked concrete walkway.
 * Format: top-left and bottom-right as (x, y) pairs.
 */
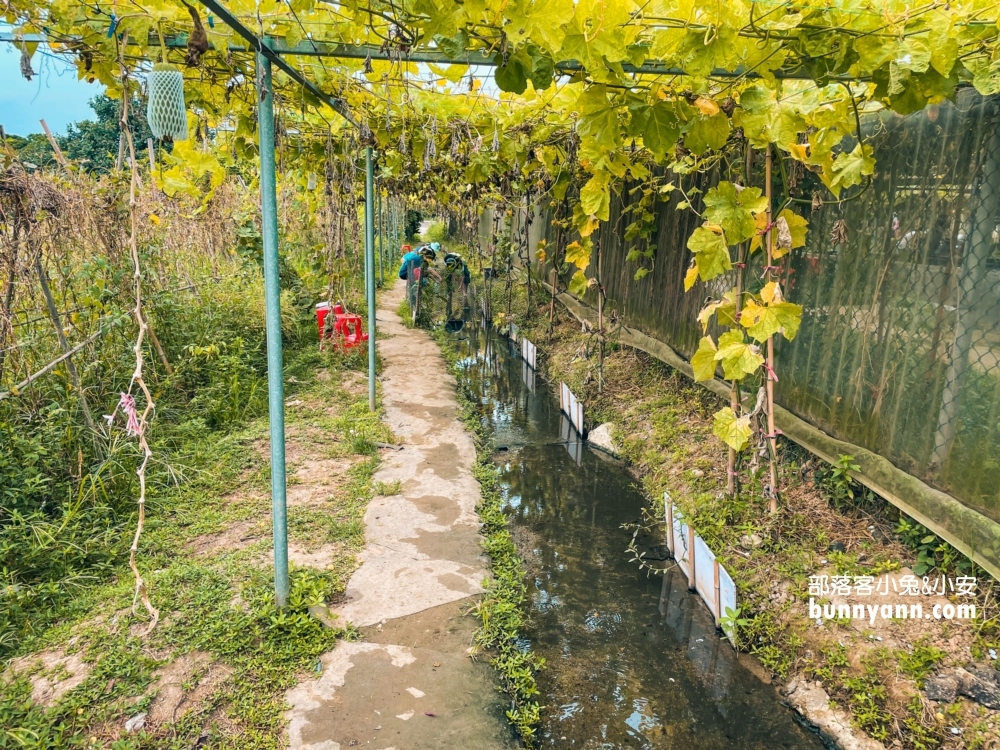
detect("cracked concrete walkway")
(286, 282), (514, 750)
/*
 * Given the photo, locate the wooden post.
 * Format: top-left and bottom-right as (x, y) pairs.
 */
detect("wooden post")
(35, 256), (95, 432)
(713, 559), (722, 627)
(764, 146), (779, 513)
(39, 119), (67, 168)
(687, 525), (696, 591)
(147, 138), (158, 196)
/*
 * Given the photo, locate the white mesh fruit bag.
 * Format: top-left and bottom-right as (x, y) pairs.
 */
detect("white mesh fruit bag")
(147, 63), (188, 141)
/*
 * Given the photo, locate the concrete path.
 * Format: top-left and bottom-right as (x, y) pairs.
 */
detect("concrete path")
(286, 283), (514, 750)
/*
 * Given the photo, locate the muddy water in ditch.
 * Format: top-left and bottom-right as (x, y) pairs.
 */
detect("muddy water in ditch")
(449, 327), (825, 749)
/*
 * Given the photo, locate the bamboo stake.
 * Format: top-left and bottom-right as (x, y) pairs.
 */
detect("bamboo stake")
(764, 146), (779, 513)
(39, 119), (67, 167)
(728, 147), (752, 498)
(35, 255), (96, 431)
(147, 138), (158, 196)
(597, 237), (604, 394)
(0, 328), (102, 401)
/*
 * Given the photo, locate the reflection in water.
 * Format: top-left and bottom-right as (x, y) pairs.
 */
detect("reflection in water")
(452, 328), (824, 749)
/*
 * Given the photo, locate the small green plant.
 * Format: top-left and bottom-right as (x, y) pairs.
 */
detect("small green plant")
(896, 517), (974, 576)
(817, 454), (864, 510)
(897, 642), (946, 687)
(843, 662), (894, 742)
(719, 605), (751, 650)
(420, 220), (448, 244)
(373, 479), (402, 495)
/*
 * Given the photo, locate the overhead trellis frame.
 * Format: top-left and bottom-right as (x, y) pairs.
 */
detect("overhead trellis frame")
(1, 32), (869, 82)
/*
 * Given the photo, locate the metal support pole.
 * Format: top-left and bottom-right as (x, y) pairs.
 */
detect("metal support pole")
(257, 48), (289, 608)
(365, 146), (377, 412)
(379, 189), (387, 285)
(376, 186), (383, 286)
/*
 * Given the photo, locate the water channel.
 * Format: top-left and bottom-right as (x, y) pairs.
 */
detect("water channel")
(448, 324), (827, 749)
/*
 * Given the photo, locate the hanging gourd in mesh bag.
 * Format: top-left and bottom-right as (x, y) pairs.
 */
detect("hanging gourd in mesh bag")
(146, 26), (187, 141)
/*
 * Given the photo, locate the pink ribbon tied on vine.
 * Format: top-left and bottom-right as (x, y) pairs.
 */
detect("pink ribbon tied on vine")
(762, 362), (780, 383)
(761, 265), (782, 277)
(118, 393), (142, 437)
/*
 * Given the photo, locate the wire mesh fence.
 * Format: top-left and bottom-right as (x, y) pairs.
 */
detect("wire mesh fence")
(529, 89), (1000, 530)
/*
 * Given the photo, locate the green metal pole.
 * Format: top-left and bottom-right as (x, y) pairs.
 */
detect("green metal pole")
(379, 188), (387, 286)
(365, 146), (377, 412)
(257, 47), (288, 608)
(393, 200), (400, 249)
(376, 186), (383, 286)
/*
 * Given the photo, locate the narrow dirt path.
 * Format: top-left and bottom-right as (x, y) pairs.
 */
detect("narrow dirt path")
(285, 282), (514, 750)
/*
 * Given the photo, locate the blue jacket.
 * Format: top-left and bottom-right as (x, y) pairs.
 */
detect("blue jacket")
(398, 251), (423, 279)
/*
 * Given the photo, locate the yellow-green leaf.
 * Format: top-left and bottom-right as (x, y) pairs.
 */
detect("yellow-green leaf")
(580, 171), (611, 221)
(776, 208), (809, 250)
(691, 336), (718, 382)
(683, 263), (699, 291)
(686, 225), (732, 282)
(740, 299), (803, 342)
(703, 182), (768, 244)
(565, 239), (592, 271)
(568, 269), (589, 296)
(713, 407), (752, 451)
(714, 329), (764, 381)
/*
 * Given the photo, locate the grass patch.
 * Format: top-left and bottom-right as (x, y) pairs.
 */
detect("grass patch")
(432, 326), (544, 748)
(1, 336), (382, 749)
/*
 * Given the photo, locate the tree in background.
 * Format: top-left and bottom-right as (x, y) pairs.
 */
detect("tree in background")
(5, 94), (151, 173)
(404, 209), (422, 241)
(62, 94), (151, 172)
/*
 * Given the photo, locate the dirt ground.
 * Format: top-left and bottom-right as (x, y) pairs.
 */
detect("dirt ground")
(284, 281), (515, 750)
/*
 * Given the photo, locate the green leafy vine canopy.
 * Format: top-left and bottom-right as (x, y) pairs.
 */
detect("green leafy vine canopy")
(9, 0), (1000, 454)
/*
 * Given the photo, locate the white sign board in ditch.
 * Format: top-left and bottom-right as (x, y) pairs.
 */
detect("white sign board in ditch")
(663, 493), (737, 647)
(693, 535), (719, 621)
(559, 413), (583, 466)
(719, 564), (737, 643)
(521, 337), (537, 369)
(520, 360), (536, 393)
(559, 382), (585, 436)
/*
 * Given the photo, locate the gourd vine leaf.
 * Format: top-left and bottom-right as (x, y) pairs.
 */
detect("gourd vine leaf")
(740, 298), (804, 343)
(683, 111), (731, 154)
(713, 407), (752, 451)
(703, 182), (768, 245)
(826, 143), (875, 197)
(773, 208), (809, 258)
(691, 336), (718, 382)
(580, 171), (612, 221)
(714, 329), (764, 381)
(685, 225), (731, 283)
(697, 288), (739, 332)
(638, 101), (680, 160)
(564, 239), (592, 272)
(568, 269), (590, 296)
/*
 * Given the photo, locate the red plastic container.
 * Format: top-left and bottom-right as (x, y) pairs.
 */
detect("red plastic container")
(317, 302), (367, 350)
(316, 302), (332, 337)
